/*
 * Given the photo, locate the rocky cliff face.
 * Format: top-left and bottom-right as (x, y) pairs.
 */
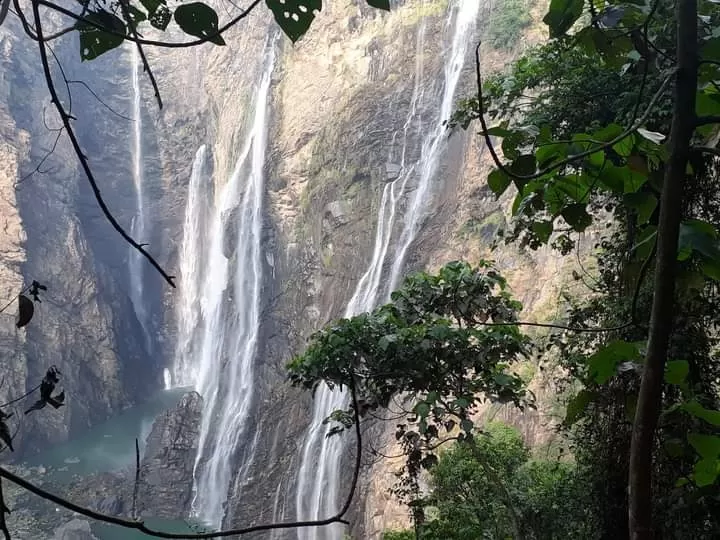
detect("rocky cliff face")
(0, 0), (569, 538)
(0, 14), (166, 455)
(136, 391), (203, 518)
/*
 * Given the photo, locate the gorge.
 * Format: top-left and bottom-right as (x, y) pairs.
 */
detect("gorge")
(0, 1), (569, 538)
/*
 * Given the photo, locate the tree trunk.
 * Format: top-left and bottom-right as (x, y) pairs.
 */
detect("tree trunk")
(628, 1), (698, 538)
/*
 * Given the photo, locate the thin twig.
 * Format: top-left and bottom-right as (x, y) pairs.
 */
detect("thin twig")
(474, 41), (676, 182)
(0, 285), (29, 316)
(36, 0), (262, 48)
(692, 146), (720, 159)
(32, 1), (175, 287)
(119, 0), (162, 109)
(696, 116), (720, 127)
(132, 438), (140, 520)
(67, 80), (133, 122)
(0, 385), (40, 409)
(16, 128), (63, 185)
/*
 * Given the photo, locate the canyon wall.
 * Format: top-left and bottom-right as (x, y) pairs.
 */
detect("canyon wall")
(0, 1), (576, 538)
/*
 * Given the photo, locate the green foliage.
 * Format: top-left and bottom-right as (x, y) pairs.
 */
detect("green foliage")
(543, 0), (583, 38)
(447, 1), (720, 537)
(70, 0), (390, 59)
(485, 0), (532, 51)
(382, 532), (414, 540)
(288, 261), (532, 506)
(396, 423), (598, 540)
(174, 2), (225, 45)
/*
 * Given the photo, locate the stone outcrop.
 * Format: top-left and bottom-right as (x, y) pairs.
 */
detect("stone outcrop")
(136, 391), (203, 518)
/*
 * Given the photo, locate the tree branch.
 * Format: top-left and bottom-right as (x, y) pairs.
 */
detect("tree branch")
(119, 0), (162, 110)
(629, 0), (698, 536)
(0, 382), (364, 538)
(36, 0), (262, 48)
(691, 145), (720, 159)
(474, 41), (676, 182)
(32, 0), (176, 287)
(695, 116), (720, 127)
(132, 438), (140, 520)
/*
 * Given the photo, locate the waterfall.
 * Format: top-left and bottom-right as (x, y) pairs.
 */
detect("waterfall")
(172, 42), (275, 528)
(128, 47), (151, 351)
(173, 145), (210, 388)
(293, 2), (479, 538)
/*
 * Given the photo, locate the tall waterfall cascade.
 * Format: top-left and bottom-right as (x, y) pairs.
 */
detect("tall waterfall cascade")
(293, 2), (481, 539)
(171, 43), (276, 528)
(128, 47), (151, 351)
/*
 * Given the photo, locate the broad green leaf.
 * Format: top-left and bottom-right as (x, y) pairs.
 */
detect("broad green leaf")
(664, 360), (689, 385)
(561, 204), (592, 232)
(593, 123), (625, 142)
(543, 0), (584, 37)
(366, 0), (390, 9)
(688, 433), (720, 459)
(678, 220), (720, 261)
(612, 134), (635, 157)
(484, 126), (515, 137)
(461, 418), (474, 433)
(701, 259), (720, 280)
(266, 0), (322, 43)
(683, 401), (720, 426)
(564, 389), (594, 426)
(623, 192), (657, 225)
(696, 90), (720, 118)
(174, 3), (225, 45)
(76, 11), (126, 61)
(588, 340), (640, 384)
(664, 438), (685, 458)
(693, 458), (719, 487)
(632, 226), (656, 260)
(415, 402), (430, 418)
(509, 154), (537, 176)
(557, 175), (592, 202)
(532, 220), (553, 243)
(488, 169), (512, 198)
(535, 142), (567, 167)
(454, 397), (471, 409)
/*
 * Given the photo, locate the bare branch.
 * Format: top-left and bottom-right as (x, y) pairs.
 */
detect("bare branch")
(119, 0), (163, 109)
(16, 128), (63, 186)
(67, 80), (134, 122)
(695, 116), (720, 127)
(0, 380), (364, 538)
(691, 145), (720, 159)
(32, 0), (176, 287)
(132, 438), (140, 520)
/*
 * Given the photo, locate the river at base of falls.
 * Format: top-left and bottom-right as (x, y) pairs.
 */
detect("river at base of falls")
(21, 388), (199, 539)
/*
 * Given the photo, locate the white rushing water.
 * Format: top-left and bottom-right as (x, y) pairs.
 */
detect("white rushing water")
(173, 144), (210, 388)
(128, 47), (151, 351)
(172, 42), (275, 528)
(293, 2), (480, 538)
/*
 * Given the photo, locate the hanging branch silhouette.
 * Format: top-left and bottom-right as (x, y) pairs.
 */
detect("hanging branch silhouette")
(31, 0), (176, 287)
(0, 382), (364, 539)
